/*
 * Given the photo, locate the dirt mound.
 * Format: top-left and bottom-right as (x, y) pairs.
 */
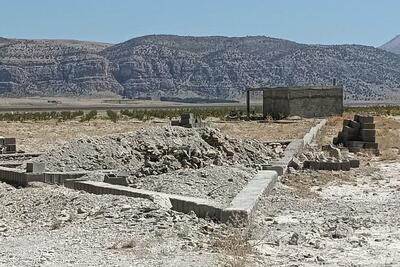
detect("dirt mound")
(34, 126), (279, 176)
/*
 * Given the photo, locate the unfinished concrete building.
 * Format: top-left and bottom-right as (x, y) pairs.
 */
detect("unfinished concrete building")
(247, 86), (344, 119)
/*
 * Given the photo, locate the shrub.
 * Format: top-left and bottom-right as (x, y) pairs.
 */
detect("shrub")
(106, 110), (119, 123)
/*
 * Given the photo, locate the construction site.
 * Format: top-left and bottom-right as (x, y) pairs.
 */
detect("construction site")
(0, 86), (399, 266)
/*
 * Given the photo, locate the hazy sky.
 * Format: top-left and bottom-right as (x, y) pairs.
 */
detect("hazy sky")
(0, 0), (399, 46)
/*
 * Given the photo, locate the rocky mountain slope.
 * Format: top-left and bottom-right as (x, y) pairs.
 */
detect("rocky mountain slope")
(0, 38), (122, 96)
(380, 34), (400, 55)
(1, 35), (400, 101)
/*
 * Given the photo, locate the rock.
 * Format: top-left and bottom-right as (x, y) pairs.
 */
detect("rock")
(152, 195), (172, 210)
(120, 205), (131, 212)
(288, 232), (299, 245)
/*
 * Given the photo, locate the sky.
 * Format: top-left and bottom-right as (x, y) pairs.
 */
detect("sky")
(0, 0), (399, 47)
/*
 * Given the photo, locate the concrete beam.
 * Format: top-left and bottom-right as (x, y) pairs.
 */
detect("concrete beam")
(221, 170), (278, 223)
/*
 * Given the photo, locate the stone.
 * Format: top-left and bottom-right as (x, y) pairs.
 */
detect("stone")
(288, 157), (301, 170)
(26, 162), (46, 173)
(120, 205), (131, 212)
(288, 232), (299, 245)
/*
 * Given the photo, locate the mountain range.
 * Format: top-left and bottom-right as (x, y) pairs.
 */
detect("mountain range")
(1, 35), (400, 102)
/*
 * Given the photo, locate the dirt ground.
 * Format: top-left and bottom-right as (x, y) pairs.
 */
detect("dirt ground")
(0, 119), (167, 153)
(0, 115), (399, 266)
(213, 119), (317, 142)
(0, 118), (315, 153)
(217, 115), (400, 266)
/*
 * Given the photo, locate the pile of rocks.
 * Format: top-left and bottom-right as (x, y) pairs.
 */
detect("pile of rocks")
(33, 126), (280, 177)
(333, 115), (379, 154)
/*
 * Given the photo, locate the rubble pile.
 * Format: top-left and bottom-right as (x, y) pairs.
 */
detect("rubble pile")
(33, 126), (280, 177)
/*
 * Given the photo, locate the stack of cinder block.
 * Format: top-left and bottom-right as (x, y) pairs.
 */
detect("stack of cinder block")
(171, 113), (206, 128)
(303, 158), (359, 171)
(0, 137), (16, 154)
(333, 115), (379, 154)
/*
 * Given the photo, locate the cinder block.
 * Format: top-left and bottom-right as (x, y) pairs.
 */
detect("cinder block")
(349, 159), (360, 168)
(170, 120), (180, 126)
(4, 138), (16, 145)
(333, 137), (339, 145)
(25, 173), (45, 182)
(341, 160), (351, 171)
(360, 129), (376, 142)
(343, 126), (360, 139)
(349, 120), (361, 129)
(331, 161), (342, 171)
(26, 162), (46, 173)
(310, 161), (320, 170)
(319, 161), (329, 170)
(347, 141), (365, 148)
(5, 145), (16, 153)
(364, 142), (379, 149)
(360, 123), (375, 130)
(354, 115), (374, 124)
(303, 160), (311, 169)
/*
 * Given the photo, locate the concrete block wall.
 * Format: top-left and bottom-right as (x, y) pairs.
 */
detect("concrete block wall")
(263, 86), (343, 119)
(73, 181), (224, 219)
(0, 166), (27, 186)
(43, 171), (89, 185)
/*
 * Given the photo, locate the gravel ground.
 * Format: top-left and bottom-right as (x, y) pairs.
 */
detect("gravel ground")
(131, 165), (257, 205)
(245, 159), (400, 266)
(0, 182), (221, 266)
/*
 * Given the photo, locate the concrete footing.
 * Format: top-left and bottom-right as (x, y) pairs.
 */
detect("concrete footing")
(221, 171), (278, 223)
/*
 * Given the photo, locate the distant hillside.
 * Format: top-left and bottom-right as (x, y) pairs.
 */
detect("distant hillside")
(0, 39), (121, 96)
(1, 35), (400, 102)
(380, 35), (400, 55)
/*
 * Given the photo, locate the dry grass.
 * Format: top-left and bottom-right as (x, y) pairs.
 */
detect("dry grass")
(213, 119), (317, 142)
(375, 116), (400, 161)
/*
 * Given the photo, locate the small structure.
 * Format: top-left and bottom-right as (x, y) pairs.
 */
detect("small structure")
(0, 137), (16, 154)
(171, 113), (206, 128)
(333, 114), (379, 155)
(246, 86), (344, 119)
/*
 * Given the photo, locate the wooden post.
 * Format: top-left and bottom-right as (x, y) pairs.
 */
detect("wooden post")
(246, 90), (250, 119)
